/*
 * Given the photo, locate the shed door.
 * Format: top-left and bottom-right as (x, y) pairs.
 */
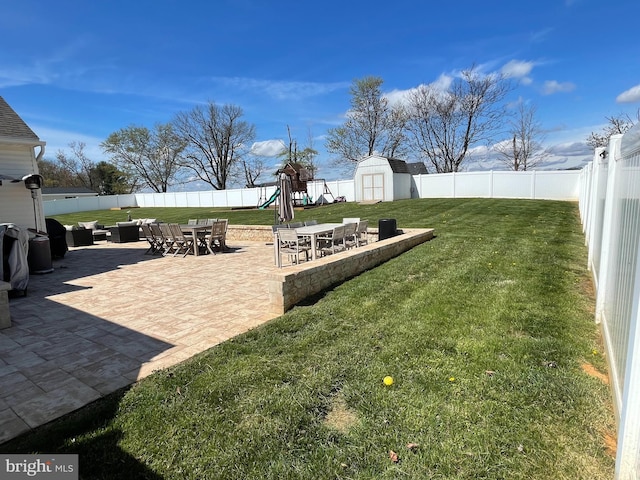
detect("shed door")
(362, 173), (384, 201)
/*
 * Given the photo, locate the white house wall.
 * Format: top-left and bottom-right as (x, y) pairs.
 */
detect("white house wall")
(0, 143), (44, 230)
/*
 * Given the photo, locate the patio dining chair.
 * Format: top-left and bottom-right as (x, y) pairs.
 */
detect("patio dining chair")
(277, 228), (311, 267)
(159, 223), (177, 256)
(150, 223), (170, 256)
(169, 223), (195, 257)
(343, 222), (358, 249)
(304, 219), (318, 226)
(318, 224), (346, 256)
(187, 219), (198, 225)
(206, 220), (227, 254)
(355, 220), (369, 246)
(140, 223), (161, 255)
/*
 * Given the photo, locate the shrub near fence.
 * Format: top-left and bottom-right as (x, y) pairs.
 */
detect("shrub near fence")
(579, 125), (640, 480)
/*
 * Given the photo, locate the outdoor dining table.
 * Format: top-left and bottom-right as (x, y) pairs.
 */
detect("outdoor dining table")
(180, 224), (211, 256)
(273, 223), (343, 265)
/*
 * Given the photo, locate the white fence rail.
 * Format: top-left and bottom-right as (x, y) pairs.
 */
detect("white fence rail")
(43, 171), (580, 217)
(579, 125), (640, 479)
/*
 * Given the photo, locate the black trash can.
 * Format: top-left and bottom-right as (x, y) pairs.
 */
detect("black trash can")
(378, 218), (397, 241)
(28, 237), (54, 274)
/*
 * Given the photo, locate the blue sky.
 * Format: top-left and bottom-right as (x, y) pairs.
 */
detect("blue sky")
(1, 0), (639, 188)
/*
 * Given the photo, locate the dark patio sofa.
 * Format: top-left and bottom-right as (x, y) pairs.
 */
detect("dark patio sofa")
(65, 228), (94, 247)
(108, 224), (140, 243)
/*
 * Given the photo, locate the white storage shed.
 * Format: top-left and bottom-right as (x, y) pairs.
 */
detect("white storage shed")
(354, 155), (413, 202)
(0, 96), (46, 231)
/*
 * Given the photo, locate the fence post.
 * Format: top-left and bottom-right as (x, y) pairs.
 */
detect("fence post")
(587, 148), (608, 279)
(595, 135), (623, 325)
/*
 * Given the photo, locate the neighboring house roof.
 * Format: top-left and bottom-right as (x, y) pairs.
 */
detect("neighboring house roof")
(406, 162), (428, 174)
(42, 187), (99, 195)
(0, 96), (40, 141)
(386, 157), (410, 174)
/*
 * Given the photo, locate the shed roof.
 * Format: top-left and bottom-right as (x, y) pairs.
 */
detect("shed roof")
(0, 96), (40, 141)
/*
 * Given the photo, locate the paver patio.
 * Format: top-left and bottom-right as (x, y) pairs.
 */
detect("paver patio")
(0, 239), (278, 444)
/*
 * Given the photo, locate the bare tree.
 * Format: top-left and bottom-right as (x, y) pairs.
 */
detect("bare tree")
(173, 102), (256, 190)
(586, 110), (640, 149)
(101, 123), (186, 193)
(54, 141), (95, 189)
(494, 103), (548, 171)
(239, 153), (267, 188)
(276, 125), (319, 176)
(325, 76), (408, 166)
(406, 66), (511, 173)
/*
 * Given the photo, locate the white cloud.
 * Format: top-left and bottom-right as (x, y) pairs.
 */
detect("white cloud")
(546, 141), (591, 157)
(250, 139), (285, 157)
(384, 88), (412, 106)
(212, 77), (350, 101)
(542, 80), (576, 95)
(501, 60), (535, 84)
(616, 84), (640, 103)
(384, 73), (453, 107)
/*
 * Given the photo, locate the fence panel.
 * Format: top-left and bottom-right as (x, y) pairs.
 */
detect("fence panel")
(581, 126), (640, 479)
(415, 173), (454, 198)
(44, 171), (580, 215)
(492, 171), (532, 198)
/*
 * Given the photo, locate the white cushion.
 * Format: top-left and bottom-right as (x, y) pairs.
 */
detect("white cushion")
(116, 221), (138, 227)
(78, 221), (98, 230)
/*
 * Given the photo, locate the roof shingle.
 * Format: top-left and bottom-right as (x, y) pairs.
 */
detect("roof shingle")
(0, 96), (40, 141)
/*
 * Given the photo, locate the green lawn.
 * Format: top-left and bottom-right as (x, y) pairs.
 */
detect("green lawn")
(3, 199), (615, 479)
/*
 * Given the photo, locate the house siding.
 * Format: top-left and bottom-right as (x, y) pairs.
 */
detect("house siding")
(0, 144), (45, 230)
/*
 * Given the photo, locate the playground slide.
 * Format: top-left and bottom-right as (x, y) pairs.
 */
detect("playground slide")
(258, 188), (280, 209)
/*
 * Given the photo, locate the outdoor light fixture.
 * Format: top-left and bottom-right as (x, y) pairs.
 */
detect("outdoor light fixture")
(22, 173), (44, 230)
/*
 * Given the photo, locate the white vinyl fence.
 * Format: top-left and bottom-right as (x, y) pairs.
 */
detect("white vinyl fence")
(413, 170), (580, 200)
(43, 171), (579, 216)
(579, 125), (640, 479)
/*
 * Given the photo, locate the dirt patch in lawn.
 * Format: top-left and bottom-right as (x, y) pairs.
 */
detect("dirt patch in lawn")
(324, 394), (359, 434)
(581, 362), (609, 384)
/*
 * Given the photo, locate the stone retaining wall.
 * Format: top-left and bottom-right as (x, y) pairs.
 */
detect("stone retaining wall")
(266, 228), (434, 314)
